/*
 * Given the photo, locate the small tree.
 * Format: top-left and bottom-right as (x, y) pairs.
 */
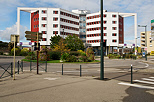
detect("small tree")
(86, 47), (95, 61)
(8, 42), (14, 52)
(50, 35), (62, 49)
(64, 35), (85, 51)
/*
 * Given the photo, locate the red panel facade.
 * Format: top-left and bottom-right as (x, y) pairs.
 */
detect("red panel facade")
(119, 16), (124, 44)
(31, 11), (39, 32)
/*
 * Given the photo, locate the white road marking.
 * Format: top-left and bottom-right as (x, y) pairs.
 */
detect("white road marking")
(118, 82), (154, 90)
(133, 80), (154, 84)
(139, 62), (149, 68)
(150, 77), (154, 79)
(142, 78), (154, 82)
(44, 77), (58, 80)
(57, 70), (88, 73)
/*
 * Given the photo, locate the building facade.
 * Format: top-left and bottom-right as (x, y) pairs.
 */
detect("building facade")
(30, 8), (79, 45)
(140, 31), (154, 54)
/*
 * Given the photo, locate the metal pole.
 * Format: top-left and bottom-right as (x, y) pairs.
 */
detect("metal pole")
(30, 60), (32, 71)
(63, 29), (64, 39)
(80, 65), (82, 77)
(100, 0), (104, 80)
(145, 26), (147, 61)
(11, 62), (13, 77)
(37, 32), (39, 74)
(21, 60), (23, 72)
(131, 64), (133, 84)
(45, 61), (47, 72)
(13, 35), (15, 80)
(62, 64), (63, 75)
(18, 61), (19, 74)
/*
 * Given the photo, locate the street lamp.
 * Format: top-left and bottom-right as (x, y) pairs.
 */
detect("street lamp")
(63, 28), (64, 39)
(135, 37), (140, 55)
(138, 25), (147, 61)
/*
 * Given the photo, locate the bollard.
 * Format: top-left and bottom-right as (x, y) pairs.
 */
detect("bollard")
(45, 61), (47, 72)
(11, 62), (13, 77)
(131, 64), (133, 84)
(30, 60), (32, 71)
(21, 61), (23, 72)
(18, 61), (19, 74)
(80, 65), (82, 77)
(62, 64), (63, 75)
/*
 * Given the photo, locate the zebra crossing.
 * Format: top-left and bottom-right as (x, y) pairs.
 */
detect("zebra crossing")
(118, 77), (154, 90)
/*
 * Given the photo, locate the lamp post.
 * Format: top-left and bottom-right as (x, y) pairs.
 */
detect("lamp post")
(135, 37), (140, 55)
(63, 28), (64, 39)
(138, 25), (147, 61)
(100, 0), (104, 80)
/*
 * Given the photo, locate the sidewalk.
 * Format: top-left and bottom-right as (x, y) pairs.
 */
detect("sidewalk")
(0, 72), (129, 102)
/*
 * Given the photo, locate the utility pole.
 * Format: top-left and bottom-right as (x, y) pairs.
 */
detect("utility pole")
(100, 0), (104, 80)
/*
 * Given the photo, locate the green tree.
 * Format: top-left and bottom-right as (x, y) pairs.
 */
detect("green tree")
(50, 35), (62, 49)
(64, 35), (85, 51)
(8, 42), (14, 52)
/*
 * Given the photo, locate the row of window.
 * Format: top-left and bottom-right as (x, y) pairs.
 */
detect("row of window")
(60, 18), (79, 25)
(87, 39), (117, 43)
(60, 25), (79, 31)
(42, 10), (58, 14)
(87, 14), (117, 19)
(60, 32), (79, 36)
(87, 33), (117, 37)
(87, 21), (117, 25)
(34, 18), (39, 22)
(87, 27), (117, 31)
(60, 11), (79, 19)
(34, 25), (39, 28)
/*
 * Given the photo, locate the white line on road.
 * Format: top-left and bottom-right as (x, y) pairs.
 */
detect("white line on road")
(150, 77), (154, 79)
(139, 62), (149, 68)
(44, 77), (59, 80)
(118, 82), (154, 90)
(133, 80), (154, 84)
(57, 70), (88, 73)
(142, 78), (154, 82)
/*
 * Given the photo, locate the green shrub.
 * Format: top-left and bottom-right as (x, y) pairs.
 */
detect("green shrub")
(25, 52), (36, 60)
(10, 47), (21, 56)
(86, 48), (95, 61)
(66, 55), (77, 62)
(39, 46), (49, 61)
(48, 51), (61, 60)
(0, 51), (3, 55)
(20, 49), (29, 56)
(61, 52), (70, 61)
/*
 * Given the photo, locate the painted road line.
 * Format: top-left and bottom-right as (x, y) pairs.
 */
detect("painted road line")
(139, 62), (149, 68)
(44, 77), (58, 80)
(118, 82), (154, 90)
(133, 80), (154, 85)
(150, 77), (154, 79)
(142, 78), (154, 82)
(57, 70), (88, 73)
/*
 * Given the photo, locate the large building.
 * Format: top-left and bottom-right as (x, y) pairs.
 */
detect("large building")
(30, 8), (79, 45)
(17, 7), (138, 55)
(140, 31), (154, 54)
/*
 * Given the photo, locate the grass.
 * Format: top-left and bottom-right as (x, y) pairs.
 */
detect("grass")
(22, 59), (100, 63)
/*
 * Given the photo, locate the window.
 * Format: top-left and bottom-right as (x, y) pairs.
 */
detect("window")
(104, 33), (107, 36)
(38, 25), (39, 28)
(53, 31), (58, 35)
(36, 18), (37, 21)
(34, 25), (35, 28)
(42, 31), (47, 34)
(112, 40), (117, 42)
(38, 18), (39, 21)
(112, 27), (117, 30)
(104, 21), (107, 24)
(53, 17), (58, 21)
(34, 18), (35, 22)
(36, 25), (37, 28)
(104, 14), (107, 17)
(112, 33), (117, 36)
(42, 10), (47, 14)
(43, 38), (47, 41)
(112, 21), (117, 24)
(53, 11), (58, 14)
(53, 24), (58, 28)
(42, 24), (47, 27)
(112, 15), (117, 18)
(42, 17), (47, 20)
(104, 27), (107, 30)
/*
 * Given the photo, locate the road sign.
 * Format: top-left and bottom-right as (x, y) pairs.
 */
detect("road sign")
(25, 31), (42, 35)
(25, 31), (42, 41)
(25, 35), (42, 39)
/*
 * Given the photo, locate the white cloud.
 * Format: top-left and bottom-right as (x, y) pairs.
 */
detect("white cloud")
(0, 22), (28, 42)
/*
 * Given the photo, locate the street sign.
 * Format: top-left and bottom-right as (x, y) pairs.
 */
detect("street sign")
(144, 47), (147, 51)
(25, 31), (42, 35)
(25, 35), (42, 39)
(25, 31), (42, 41)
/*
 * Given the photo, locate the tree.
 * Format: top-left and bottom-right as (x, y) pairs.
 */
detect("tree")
(8, 42), (14, 52)
(53, 38), (70, 52)
(50, 35), (62, 49)
(64, 35), (85, 51)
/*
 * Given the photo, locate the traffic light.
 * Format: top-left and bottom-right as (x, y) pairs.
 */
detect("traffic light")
(34, 42), (40, 51)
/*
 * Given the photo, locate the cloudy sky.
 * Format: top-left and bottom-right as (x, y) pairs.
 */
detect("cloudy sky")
(0, 0), (154, 45)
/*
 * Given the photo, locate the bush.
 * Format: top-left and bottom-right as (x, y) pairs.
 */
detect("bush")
(39, 46), (49, 61)
(66, 55), (77, 62)
(86, 48), (95, 61)
(0, 51), (3, 55)
(48, 51), (61, 60)
(25, 52), (36, 60)
(61, 52), (70, 61)
(10, 47), (21, 56)
(20, 49), (29, 56)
